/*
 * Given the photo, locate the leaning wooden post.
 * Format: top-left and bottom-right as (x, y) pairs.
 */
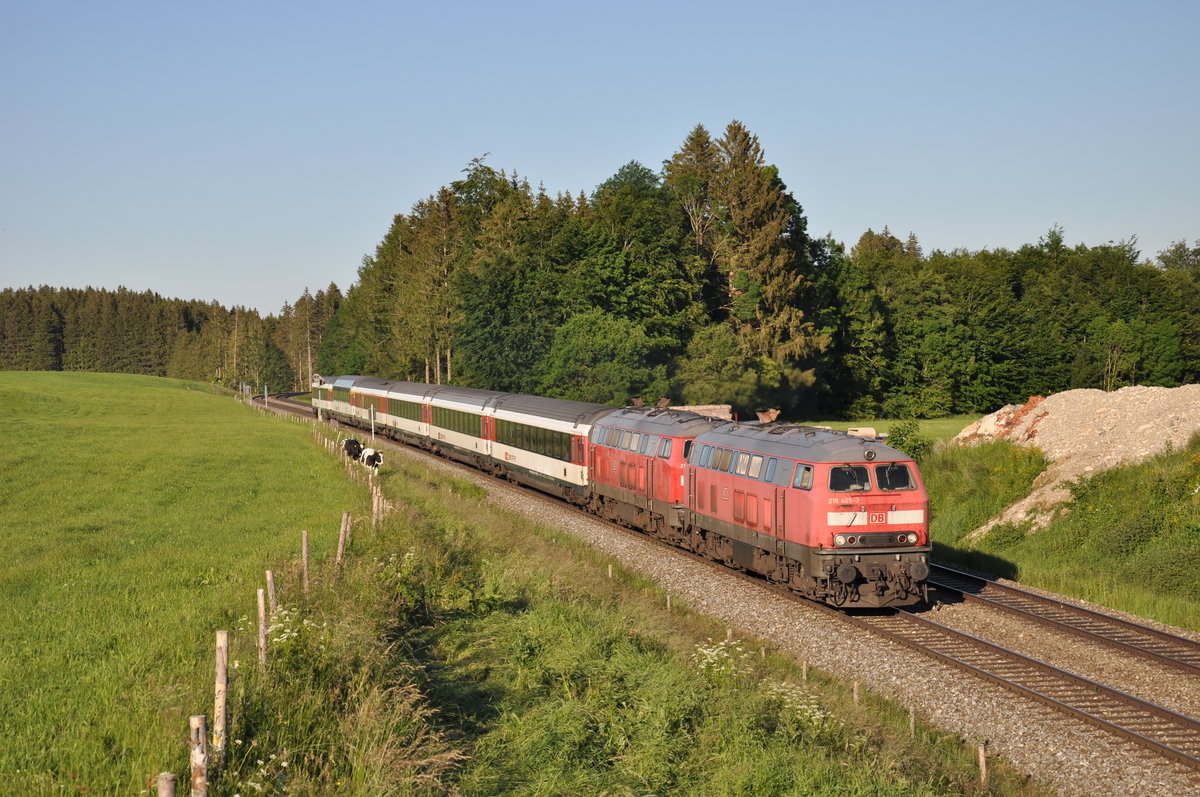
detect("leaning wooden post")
(189, 715), (208, 797)
(302, 531), (310, 598)
(265, 570), (278, 615)
(156, 772), (176, 797)
(257, 589), (267, 671)
(335, 511), (350, 577)
(214, 631), (228, 763)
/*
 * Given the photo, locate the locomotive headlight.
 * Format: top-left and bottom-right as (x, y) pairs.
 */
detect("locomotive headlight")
(834, 534), (847, 546)
(906, 533), (918, 544)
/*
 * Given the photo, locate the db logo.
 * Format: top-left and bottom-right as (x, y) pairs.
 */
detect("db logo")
(868, 511), (887, 524)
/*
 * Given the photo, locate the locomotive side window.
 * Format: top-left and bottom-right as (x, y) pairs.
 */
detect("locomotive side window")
(714, 448), (732, 471)
(875, 463), (915, 491)
(830, 465), (871, 492)
(734, 453), (750, 476)
(620, 431), (633, 450)
(773, 461), (794, 486)
(747, 454), (764, 479)
(658, 438), (673, 458)
(606, 428), (620, 447)
(763, 458), (777, 482)
(641, 435), (659, 455)
(700, 445), (714, 467)
(793, 464), (814, 490)
(682, 440), (692, 459)
(628, 432), (641, 451)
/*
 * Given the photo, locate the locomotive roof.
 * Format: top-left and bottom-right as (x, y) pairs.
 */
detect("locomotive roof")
(594, 406), (727, 437)
(693, 422), (914, 464)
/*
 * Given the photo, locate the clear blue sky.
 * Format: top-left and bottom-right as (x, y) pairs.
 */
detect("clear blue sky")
(2, 0), (1196, 314)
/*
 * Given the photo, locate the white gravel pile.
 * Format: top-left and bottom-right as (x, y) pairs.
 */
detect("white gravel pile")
(955, 384), (1200, 536)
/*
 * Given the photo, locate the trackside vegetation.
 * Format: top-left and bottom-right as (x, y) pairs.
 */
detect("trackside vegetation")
(0, 373), (1044, 794)
(919, 436), (1200, 632)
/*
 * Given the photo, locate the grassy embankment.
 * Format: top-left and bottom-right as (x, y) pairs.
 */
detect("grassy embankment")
(922, 436), (1200, 631)
(1, 373), (1040, 795)
(824, 413), (1200, 630)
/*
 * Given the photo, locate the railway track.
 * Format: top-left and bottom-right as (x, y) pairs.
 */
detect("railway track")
(929, 563), (1200, 675)
(295, 409), (1200, 774)
(842, 608), (1200, 771)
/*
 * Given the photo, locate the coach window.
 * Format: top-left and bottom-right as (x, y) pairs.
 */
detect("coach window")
(830, 465), (871, 492)
(793, 464), (814, 490)
(748, 454), (764, 479)
(658, 438), (673, 459)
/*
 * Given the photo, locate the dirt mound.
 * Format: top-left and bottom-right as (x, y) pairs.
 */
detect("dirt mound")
(954, 384), (1200, 537)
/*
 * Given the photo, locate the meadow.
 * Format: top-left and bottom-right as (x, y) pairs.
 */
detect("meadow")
(0, 372), (363, 793)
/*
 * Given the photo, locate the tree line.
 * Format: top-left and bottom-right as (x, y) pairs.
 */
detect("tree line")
(3, 120), (1198, 417)
(0, 284), (341, 394)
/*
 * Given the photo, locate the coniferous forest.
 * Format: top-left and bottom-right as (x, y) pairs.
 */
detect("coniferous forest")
(3, 121), (1199, 418)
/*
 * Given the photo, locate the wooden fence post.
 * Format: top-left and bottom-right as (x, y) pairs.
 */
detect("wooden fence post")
(189, 715), (208, 797)
(156, 772), (176, 797)
(214, 631), (228, 763)
(257, 589), (267, 671)
(977, 742), (988, 785)
(265, 570), (278, 615)
(335, 511), (350, 577)
(302, 530), (310, 598)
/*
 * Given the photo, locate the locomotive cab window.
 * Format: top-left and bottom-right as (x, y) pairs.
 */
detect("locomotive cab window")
(793, 464), (814, 490)
(830, 465), (871, 492)
(875, 463), (915, 491)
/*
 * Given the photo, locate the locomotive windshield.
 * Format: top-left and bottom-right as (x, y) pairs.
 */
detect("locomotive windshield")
(829, 465), (871, 492)
(875, 463), (915, 491)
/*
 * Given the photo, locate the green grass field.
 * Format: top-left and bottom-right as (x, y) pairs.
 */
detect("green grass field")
(0, 372), (363, 793)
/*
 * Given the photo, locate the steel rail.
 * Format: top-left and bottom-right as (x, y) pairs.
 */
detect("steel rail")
(929, 563), (1200, 675)
(844, 609), (1200, 771)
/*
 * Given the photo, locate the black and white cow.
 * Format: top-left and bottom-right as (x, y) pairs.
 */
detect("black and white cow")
(342, 438), (363, 461)
(361, 448), (383, 470)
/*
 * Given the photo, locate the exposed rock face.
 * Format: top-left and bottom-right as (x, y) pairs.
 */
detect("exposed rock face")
(955, 385), (1200, 537)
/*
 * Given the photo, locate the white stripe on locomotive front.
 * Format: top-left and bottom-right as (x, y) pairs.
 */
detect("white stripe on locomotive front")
(827, 509), (926, 526)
